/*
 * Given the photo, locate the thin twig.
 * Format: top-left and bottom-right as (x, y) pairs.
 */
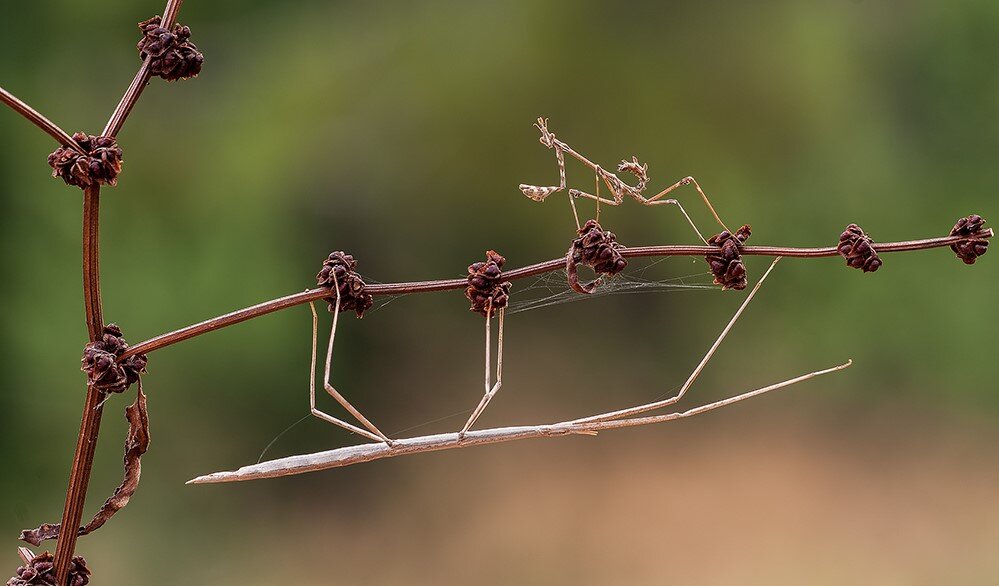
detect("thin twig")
(0, 86), (85, 153)
(103, 0), (185, 138)
(120, 229), (992, 361)
(187, 360), (851, 483)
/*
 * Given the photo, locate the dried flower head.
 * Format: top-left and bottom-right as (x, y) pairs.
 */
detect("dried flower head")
(81, 324), (147, 394)
(317, 252), (374, 317)
(616, 156), (649, 191)
(949, 214), (989, 265)
(837, 224), (882, 272)
(567, 219), (628, 294)
(7, 551), (90, 586)
(706, 224), (752, 290)
(466, 250), (512, 317)
(137, 16), (204, 81)
(47, 133), (123, 189)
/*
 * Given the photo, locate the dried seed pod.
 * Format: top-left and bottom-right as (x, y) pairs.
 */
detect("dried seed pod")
(317, 251), (374, 317)
(837, 224), (882, 273)
(949, 214), (989, 265)
(47, 133), (123, 189)
(705, 224), (752, 290)
(137, 16), (204, 81)
(7, 551), (90, 586)
(81, 324), (147, 394)
(465, 250), (512, 317)
(567, 219), (628, 294)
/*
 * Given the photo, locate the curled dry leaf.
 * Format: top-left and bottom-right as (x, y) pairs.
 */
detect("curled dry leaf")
(19, 387), (149, 547)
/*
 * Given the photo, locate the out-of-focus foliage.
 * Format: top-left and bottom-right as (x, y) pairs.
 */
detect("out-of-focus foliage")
(1, 1), (995, 583)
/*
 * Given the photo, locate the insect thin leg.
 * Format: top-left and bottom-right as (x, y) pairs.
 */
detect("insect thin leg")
(459, 306), (505, 438)
(308, 302), (385, 443)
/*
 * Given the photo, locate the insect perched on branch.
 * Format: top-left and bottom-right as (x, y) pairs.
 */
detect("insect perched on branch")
(183, 119), (991, 484)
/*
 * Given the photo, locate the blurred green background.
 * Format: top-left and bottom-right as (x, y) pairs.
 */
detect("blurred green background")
(2, 1), (997, 584)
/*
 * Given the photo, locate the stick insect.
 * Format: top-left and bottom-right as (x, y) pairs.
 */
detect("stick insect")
(519, 117), (731, 243)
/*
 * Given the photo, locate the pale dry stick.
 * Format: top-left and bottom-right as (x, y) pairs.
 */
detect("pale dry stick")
(570, 257), (782, 426)
(187, 360), (851, 483)
(308, 302), (385, 444)
(459, 305), (506, 438)
(519, 117), (728, 243)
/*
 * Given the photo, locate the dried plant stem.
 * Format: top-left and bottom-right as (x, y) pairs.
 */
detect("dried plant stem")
(53, 186), (106, 583)
(0, 86), (84, 153)
(51, 0), (184, 580)
(187, 359), (851, 484)
(103, 0), (184, 138)
(121, 229), (992, 361)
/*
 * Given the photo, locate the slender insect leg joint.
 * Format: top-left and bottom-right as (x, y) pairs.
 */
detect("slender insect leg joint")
(308, 302), (386, 443)
(570, 257), (782, 425)
(459, 305), (505, 439)
(308, 271), (394, 445)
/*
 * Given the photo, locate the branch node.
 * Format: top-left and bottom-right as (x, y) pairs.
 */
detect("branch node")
(137, 16), (204, 81)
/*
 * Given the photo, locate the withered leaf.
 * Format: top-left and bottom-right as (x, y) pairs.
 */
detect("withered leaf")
(19, 386), (149, 547)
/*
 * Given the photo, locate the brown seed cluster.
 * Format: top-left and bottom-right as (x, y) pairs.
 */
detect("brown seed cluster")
(137, 16), (204, 81)
(81, 324), (147, 394)
(706, 224), (752, 290)
(950, 214), (989, 265)
(317, 252), (374, 317)
(7, 552), (90, 586)
(837, 224), (882, 273)
(47, 133), (123, 189)
(567, 219), (628, 294)
(465, 250), (512, 317)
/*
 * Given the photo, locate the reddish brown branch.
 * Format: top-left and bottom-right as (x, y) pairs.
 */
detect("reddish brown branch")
(53, 186), (106, 584)
(119, 229), (991, 361)
(51, 1), (185, 581)
(103, 0), (185, 138)
(0, 86), (85, 153)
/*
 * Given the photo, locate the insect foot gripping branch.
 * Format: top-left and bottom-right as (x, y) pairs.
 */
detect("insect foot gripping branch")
(566, 219), (628, 294)
(47, 134), (123, 189)
(317, 252), (374, 317)
(465, 250), (512, 316)
(137, 16), (204, 81)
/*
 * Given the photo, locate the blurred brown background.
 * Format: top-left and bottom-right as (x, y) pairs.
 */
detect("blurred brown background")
(1, 0), (997, 583)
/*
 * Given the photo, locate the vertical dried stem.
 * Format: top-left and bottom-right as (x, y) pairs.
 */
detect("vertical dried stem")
(53, 186), (106, 584)
(53, 2), (185, 579)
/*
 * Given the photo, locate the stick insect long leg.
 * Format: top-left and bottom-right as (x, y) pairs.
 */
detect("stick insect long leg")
(570, 257), (782, 425)
(459, 304), (506, 439)
(309, 275), (394, 445)
(308, 302), (386, 443)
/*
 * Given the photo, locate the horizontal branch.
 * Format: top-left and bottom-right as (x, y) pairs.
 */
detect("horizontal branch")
(121, 229), (991, 361)
(0, 86), (85, 153)
(187, 359), (852, 483)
